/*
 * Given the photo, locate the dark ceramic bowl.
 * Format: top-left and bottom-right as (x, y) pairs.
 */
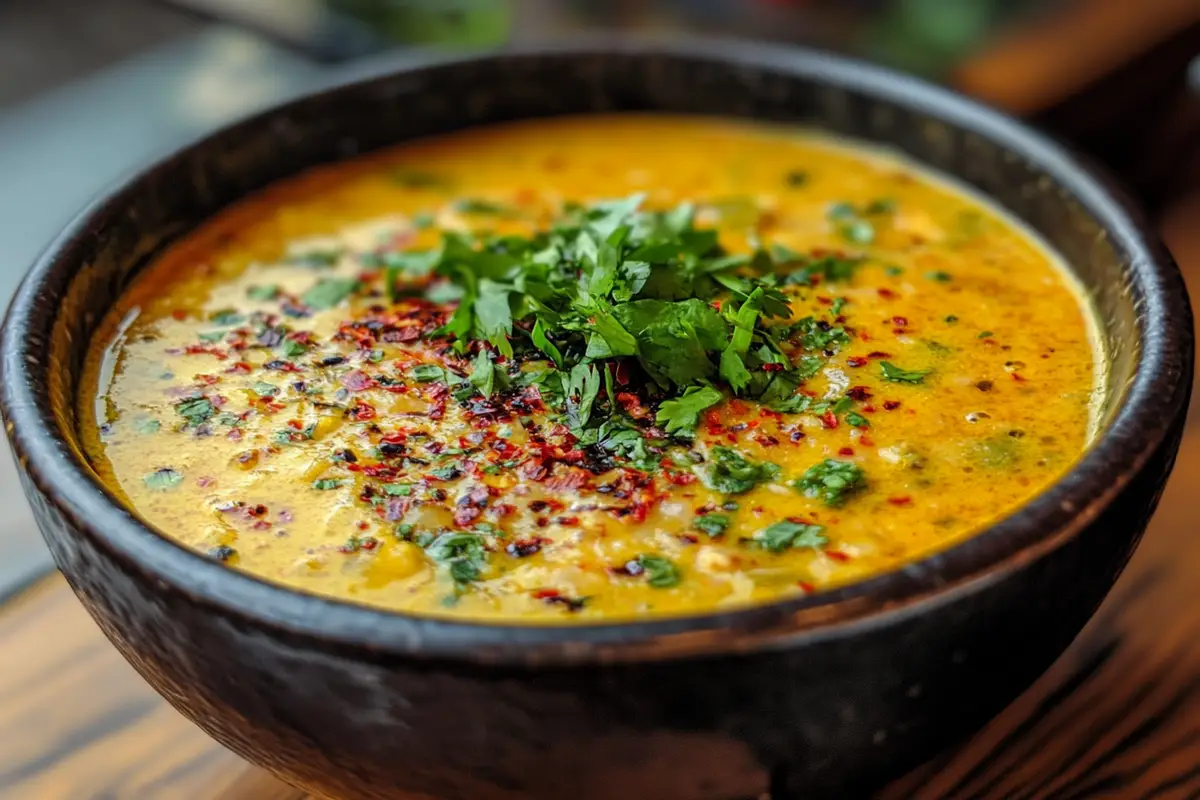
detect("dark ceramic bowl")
(0, 39), (1192, 800)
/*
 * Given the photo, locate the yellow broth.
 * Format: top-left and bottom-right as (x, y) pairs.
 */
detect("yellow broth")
(79, 115), (1100, 621)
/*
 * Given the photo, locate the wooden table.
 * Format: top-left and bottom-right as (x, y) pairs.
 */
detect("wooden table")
(2, 206), (1199, 800)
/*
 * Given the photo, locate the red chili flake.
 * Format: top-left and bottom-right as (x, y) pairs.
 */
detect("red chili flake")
(347, 401), (376, 421)
(246, 504), (268, 518)
(867, 351), (891, 360)
(728, 399), (749, 416)
(507, 537), (551, 558)
(759, 408), (782, 420)
(821, 412), (839, 429)
(753, 434), (780, 447)
(667, 471), (698, 486)
(877, 288), (897, 299)
(171, 309), (188, 321)
(224, 362), (252, 375)
(846, 356), (868, 368)
(887, 495), (913, 506)
(838, 447), (855, 456)
(761, 362), (785, 373)
(531, 588), (560, 600)
(816, 296), (833, 306)
(846, 386), (872, 401)
(554, 515), (581, 526)
(859, 435), (874, 447)
(798, 581), (816, 593)
(892, 316), (908, 327)
(356, 521), (370, 531)
(1011, 372), (1027, 382)
(251, 520), (271, 531)
(859, 331), (872, 341)
(616, 392), (651, 420)
(826, 550), (851, 562)
(341, 370), (377, 391)
(862, 404), (876, 413)
(613, 361), (631, 385)
(678, 533), (700, 544)
(183, 344), (228, 361)
(883, 400), (902, 411)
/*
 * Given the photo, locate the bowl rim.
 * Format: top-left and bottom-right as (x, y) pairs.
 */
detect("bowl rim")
(0, 35), (1190, 666)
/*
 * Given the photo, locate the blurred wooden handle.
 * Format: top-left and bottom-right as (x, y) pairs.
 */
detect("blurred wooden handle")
(956, 0), (1200, 212)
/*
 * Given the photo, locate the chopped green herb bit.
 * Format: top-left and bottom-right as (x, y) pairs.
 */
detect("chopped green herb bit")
(637, 554), (682, 588)
(247, 284), (281, 301)
(382, 484), (412, 496)
(924, 271), (953, 282)
(312, 479), (343, 491)
(945, 315), (959, 323)
(785, 170), (809, 188)
(252, 381), (280, 397)
(656, 385), (723, 435)
(978, 331), (994, 339)
(424, 532), (488, 587)
(846, 411), (870, 428)
(880, 361), (931, 384)
(693, 513), (731, 537)
(302, 277), (359, 310)
(198, 330), (226, 343)
(287, 249), (342, 268)
(144, 468), (183, 490)
(410, 364), (445, 382)
(135, 418), (161, 435)
(390, 169), (447, 189)
(754, 520), (827, 553)
(701, 446), (780, 495)
(794, 460), (866, 506)
(885, 265), (905, 276)
(175, 396), (214, 427)
(208, 309), (243, 326)
(454, 197), (511, 216)
(281, 339), (308, 358)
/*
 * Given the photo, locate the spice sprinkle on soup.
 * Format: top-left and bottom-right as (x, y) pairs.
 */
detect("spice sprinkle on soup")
(81, 115), (1101, 620)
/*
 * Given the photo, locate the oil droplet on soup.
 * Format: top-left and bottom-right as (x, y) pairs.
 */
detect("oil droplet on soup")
(80, 115), (1101, 621)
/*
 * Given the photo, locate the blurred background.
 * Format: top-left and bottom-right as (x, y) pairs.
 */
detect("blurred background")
(0, 0), (1197, 603)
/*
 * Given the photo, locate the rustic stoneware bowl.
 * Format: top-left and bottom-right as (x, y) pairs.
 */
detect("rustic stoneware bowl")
(0, 40), (1192, 800)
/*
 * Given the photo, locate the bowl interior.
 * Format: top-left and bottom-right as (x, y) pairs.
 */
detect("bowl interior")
(2, 41), (1185, 656)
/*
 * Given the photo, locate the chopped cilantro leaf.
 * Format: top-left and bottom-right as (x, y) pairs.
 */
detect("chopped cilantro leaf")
(925, 271), (953, 282)
(247, 284), (281, 301)
(754, 520), (827, 553)
(701, 446), (780, 495)
(693, 513), (731, 537)
(302, 278), (359, 310)
(846, 411), (870, 428)
(410, 364), (445, 382)
(794, 460), (866, 506)
(144, 468), (183, 490)
(175, 396), (214, 427)
(978, 331), (994, 339)
(880, 361), (931, 384)
(656, 385), (722, 435)
(312, 479), (343, 491)
(636, 554), (682, 588)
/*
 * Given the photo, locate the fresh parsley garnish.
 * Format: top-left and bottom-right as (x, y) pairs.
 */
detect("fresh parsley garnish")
(753, 520), (827, 553)
(701, 446), (780, 495)
(880, 361), (931, 384)
(175, 396), (214, 427)
(144, 468), (183, 490)
(693, 513), (731, 537)
(794, 460), (866, 506)
(656, 385), (722, 435)
(636, 554), (682, 588)
(302, 278), (359, 310)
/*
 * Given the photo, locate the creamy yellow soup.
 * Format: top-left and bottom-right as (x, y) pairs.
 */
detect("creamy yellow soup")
(80, 115), (1100, 621)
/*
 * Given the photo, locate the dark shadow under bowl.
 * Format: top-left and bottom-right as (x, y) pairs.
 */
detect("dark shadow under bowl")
(0, 38), (1192, 800)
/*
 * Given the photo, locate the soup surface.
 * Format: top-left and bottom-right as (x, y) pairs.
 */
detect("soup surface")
(81, 116), (1099, 621)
